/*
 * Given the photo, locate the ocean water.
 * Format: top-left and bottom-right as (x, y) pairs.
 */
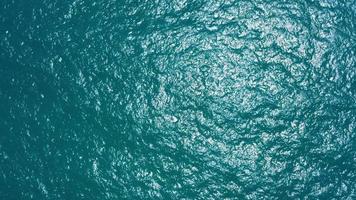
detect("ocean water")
(0, 0), (355, 199)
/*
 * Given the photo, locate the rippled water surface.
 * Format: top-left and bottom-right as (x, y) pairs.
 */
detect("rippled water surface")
(1, 0), (355, 199)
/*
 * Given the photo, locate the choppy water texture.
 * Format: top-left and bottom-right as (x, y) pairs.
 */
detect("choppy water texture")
(1, 0), (356, 199)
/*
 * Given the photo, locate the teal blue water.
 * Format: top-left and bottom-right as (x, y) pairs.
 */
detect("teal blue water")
(1, 0), (355, 199)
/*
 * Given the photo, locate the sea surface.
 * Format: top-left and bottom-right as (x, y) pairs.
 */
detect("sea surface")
(0, 0), (355, 199)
